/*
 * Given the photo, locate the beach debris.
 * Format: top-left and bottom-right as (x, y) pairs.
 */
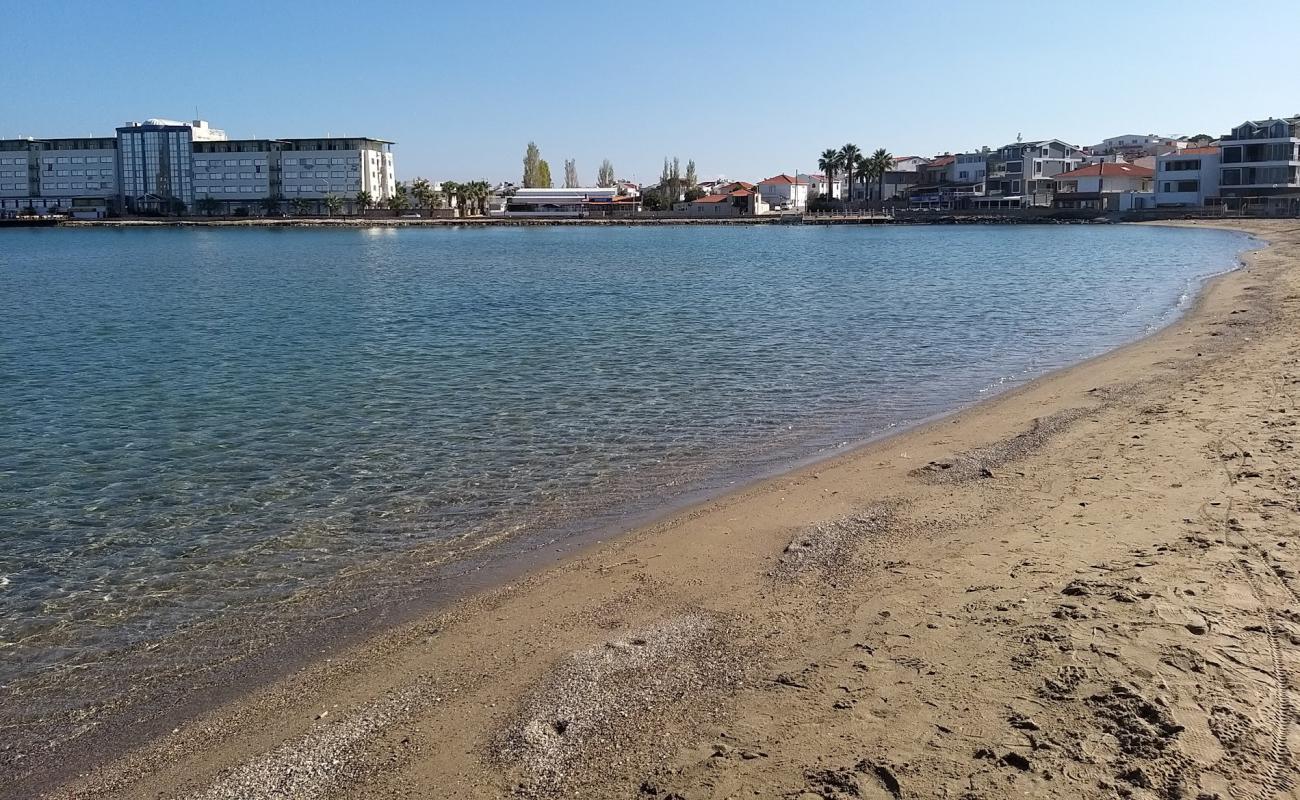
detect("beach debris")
(1008, 713), (1040, 731)
(494, 613), (744, 795)
(860, 761), (902, 797)
(772, 502), (901, 583)
(1000, 750), (1032, 771)
(911, 408), (1094, 484)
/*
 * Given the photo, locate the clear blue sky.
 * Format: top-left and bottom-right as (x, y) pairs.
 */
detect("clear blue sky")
(8, 0), (1300, 185)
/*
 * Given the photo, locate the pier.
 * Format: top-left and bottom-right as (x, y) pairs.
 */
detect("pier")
(800, 211), (895, 224)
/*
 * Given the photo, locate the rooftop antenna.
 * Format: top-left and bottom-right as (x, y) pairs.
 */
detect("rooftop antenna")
(1015, 132), (1023, 143)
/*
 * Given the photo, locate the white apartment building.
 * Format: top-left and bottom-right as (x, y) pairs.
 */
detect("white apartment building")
(1, 117), (395, 217)
(1153, 146), (1221, 207)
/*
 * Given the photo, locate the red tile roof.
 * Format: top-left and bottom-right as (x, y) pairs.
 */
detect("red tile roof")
(692, 194), (730, 203)
(1178, 146), (1219, 156)
(759, 174), (808, 185)
(729, 189), (754, 197)
(1055, 162), (1154, 179)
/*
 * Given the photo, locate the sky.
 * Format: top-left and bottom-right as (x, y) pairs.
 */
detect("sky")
(6, 0), (1300, 185)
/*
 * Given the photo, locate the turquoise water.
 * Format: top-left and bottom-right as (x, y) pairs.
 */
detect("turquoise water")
(0, 224), (1246, 734)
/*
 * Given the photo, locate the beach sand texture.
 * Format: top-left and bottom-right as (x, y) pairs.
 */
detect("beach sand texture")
(25, 220), (1300, 799)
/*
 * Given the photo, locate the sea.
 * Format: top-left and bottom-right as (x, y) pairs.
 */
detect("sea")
(0, 223), (1250, 759)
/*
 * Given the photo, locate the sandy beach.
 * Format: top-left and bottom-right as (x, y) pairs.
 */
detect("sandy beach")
(21, 219), (1300, 799)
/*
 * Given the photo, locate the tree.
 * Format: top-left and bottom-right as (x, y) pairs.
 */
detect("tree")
(870, 148), (893, 209)
(441, 180), (460, 213)
(197, 195), (220, 217)
(838, 144), (861, 206)
(290, 198), (311, 215)
(597, 159), (615, 187)
(670, 157), (681, 202)
(818, 148), (841, 201)
(467, 180), (492, 215)
(684, 159), (698, 191)
(537, 159), (553, 188)
(856, 154), (876, 207)
(386, 191), (410, 213)
(325, 195), (343, 216)
(563, 159), (579, 188)
(260, 196), (281, 216)
(355, 190), (374, 215)
(523, 142), (543, 187)
(410, 177), (435, 211)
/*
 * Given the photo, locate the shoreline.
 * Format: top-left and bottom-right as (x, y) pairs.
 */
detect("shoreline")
(21, 220), (1300, 799)
(40, 213), (1131, 228)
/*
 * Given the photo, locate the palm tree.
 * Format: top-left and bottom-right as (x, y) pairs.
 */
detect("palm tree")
(870, 148), (893, 210)
(469, 180), (492, 215)
(838, 144), (861, 208)
(290, 198), (311, 215)
(410, 178), (434, 212)
(440, 181), (460, 214)
(386, 192), (410, 214)
(855, 154), (874, 207)
(818, 148), (841, 202)
(259, 196), (281, 216)
(324, 195), (343, 217)
(355, 190), (373, 216)
(197, 195), (220, 217)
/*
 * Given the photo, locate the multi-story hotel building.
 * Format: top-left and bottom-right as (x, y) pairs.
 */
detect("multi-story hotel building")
(1, 118), (395, 217)
(1216, 117), (1300, 214)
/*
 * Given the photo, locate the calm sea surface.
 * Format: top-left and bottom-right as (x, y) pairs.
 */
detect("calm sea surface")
(0, 224), (1247, 732)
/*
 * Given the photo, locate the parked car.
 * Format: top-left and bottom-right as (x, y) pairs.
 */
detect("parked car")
(400, 213), (422, 219)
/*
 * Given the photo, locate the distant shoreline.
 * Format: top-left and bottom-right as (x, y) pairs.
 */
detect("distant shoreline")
(48, 214), (1121, 228)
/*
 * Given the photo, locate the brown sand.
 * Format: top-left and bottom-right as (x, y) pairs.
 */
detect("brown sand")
(27, 220), (1300, 799)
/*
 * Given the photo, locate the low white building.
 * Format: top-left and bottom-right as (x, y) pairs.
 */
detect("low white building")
(497, 187), (619, 217)
(757, 174), (809, 211)
(1090, 134), (1184, 158)
(1154, 146), (1221, 207)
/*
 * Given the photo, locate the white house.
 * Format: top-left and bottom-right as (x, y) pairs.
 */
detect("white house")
(1090, 134), (1184, 157)
(891, 156), (928, 172)
(757, 173), (809, 210)
(797, 172), (840, 199)
(1154, 146), (1221, 207)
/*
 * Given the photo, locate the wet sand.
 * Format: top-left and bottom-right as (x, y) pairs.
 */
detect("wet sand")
(24, 220), (1300, 799)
